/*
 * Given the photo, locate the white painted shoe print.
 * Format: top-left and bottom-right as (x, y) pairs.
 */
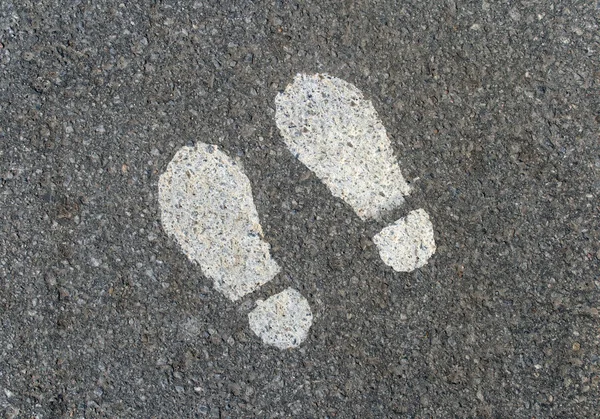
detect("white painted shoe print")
(275, 73), (436, 272)
(158, 73), (435, 350)
(158, 144), (312, 349)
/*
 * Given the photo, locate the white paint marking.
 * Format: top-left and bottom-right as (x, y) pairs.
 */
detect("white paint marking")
(248, 288), (313, 349)
(276, 73), (436, 272)
(158, 143), (280, 301)
(158, 71), (437, 349)
(373, 209), (436, 272)
(159, 143), (313, 348)
(275, 73), (411, 221)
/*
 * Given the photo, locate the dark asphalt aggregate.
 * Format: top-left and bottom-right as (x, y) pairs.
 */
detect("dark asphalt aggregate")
(1, 1), (599, 417)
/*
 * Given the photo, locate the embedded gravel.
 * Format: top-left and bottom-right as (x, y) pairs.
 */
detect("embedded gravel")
(1, 1), (599, 417)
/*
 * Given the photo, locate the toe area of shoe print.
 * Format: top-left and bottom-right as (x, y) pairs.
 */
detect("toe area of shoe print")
(248, 288), (313, 350)
(275, 73), (436, 272)
(275, 73), (411, 221)
(373, 209), (436, 273)
(158, 143), (281, 302)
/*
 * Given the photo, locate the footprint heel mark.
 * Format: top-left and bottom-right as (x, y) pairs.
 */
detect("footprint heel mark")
(248, 288), (313, 350)
(158, 143), (312, 349)
(372, 209), (436, 273)
(275, 73), (436, 272)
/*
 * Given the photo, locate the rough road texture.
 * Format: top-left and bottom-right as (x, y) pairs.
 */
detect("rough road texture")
(1, 1), (599, 418)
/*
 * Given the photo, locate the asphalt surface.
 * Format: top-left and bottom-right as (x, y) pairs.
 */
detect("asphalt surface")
(1, 1), (599, 418)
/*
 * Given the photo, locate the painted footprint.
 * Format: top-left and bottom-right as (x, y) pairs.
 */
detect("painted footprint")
(275, 73), (436, 273)
(158, 144), (312, 349)
(158, 73), (435, 350)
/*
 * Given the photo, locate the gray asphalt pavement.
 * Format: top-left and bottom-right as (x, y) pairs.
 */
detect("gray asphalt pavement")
(1, 1), (599, 417)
